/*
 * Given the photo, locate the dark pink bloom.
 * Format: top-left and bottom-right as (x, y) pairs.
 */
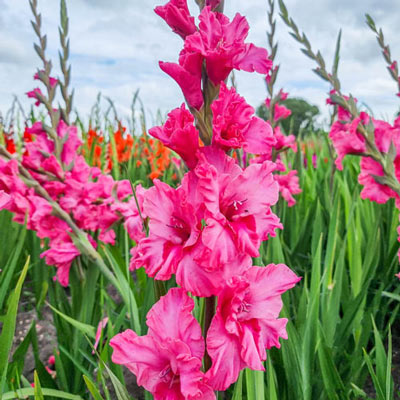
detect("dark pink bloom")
(40, 240), (81, 287)
(206, 264), (301, 390)
(211, 83), (275, 154)
(274, 170), (302, 207)
(110, 288), (215, 399)
(26, 88), (43, 106)
(265, 98), (291, 122)
(132, 178), (200, 279)
(183, 7), (271, 85)
(155, 0), (196, 39)
(273, 126), (297, 152)
(47, 355), (56, 366)
(329, 114), (368, 170)
(278, 90), (288, 101)
(57, 121), (83, 166)
(149, 103), (200, 169)
(34, 71), (58, 88)
(194, 148), (282, 263)
(357, 118), (400, 206)
(390, 61), (398, 72)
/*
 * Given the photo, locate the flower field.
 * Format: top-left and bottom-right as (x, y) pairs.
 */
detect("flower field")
(0, 0), (400, 399)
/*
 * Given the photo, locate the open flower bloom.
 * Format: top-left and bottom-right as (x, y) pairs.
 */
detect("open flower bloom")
(149, 103), (200, 169)
(357, 117), (400, 206)
(206, 264), (301, 390)
(26, 88), (43, 106)
(184, 7), (272, 85)
(155, 0), (196, 39)
(211, 83), (275, 154)
(274, 170), (302, 207)
(265, 99), (292, 122)
(329, 113), (368, 170)
(195, 148), (282, 262)
(110, 288), (215, 400)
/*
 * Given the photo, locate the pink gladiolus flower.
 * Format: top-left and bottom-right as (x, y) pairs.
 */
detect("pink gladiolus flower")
(273, 126), (297, 152)
(110, 288), (215, 400)
(278, 90), (288, 101)
(329, 113), (368, 170)
(274, 170), (302, 207)
(206, 264), (301, 390)
(40, 240), (81, 287)
(57, 121), (83, 166)
(48, 355), (56, 366)
(183, 7), (272, 85)
(155, 0), (196, 39)
(195, 148), (282, 261)
(34, 71), (58, 88)
(211, 83), (276, 154)
(149, 103), (200, 169)
(26, 88), (43, 106)
(93, 317), (109, 354)
(357, 118), (400, 206)
(390, 61), (397, 72)
(265, 99), (291, 122)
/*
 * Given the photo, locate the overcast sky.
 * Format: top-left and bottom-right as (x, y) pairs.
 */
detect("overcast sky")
(0, 0), (399, 128)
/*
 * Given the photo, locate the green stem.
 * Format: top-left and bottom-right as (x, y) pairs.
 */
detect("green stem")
(203, 296), (216, 372)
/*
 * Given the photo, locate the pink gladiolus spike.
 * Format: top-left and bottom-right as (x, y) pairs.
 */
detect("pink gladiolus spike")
(110, 288), (215, 399)
(206, 264), (301, 390)
(274, 170), (302, 207)
(211, 83), (276, 154)
(149, 103), (200, 169)
(155, 0), (196, 39)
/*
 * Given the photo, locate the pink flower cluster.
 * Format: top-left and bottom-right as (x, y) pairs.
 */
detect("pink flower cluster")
(110, 1), (300, 398)
(328, 97), (400, 270)
(261, 89), (301, 207)
(0, 119), (139, 286)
